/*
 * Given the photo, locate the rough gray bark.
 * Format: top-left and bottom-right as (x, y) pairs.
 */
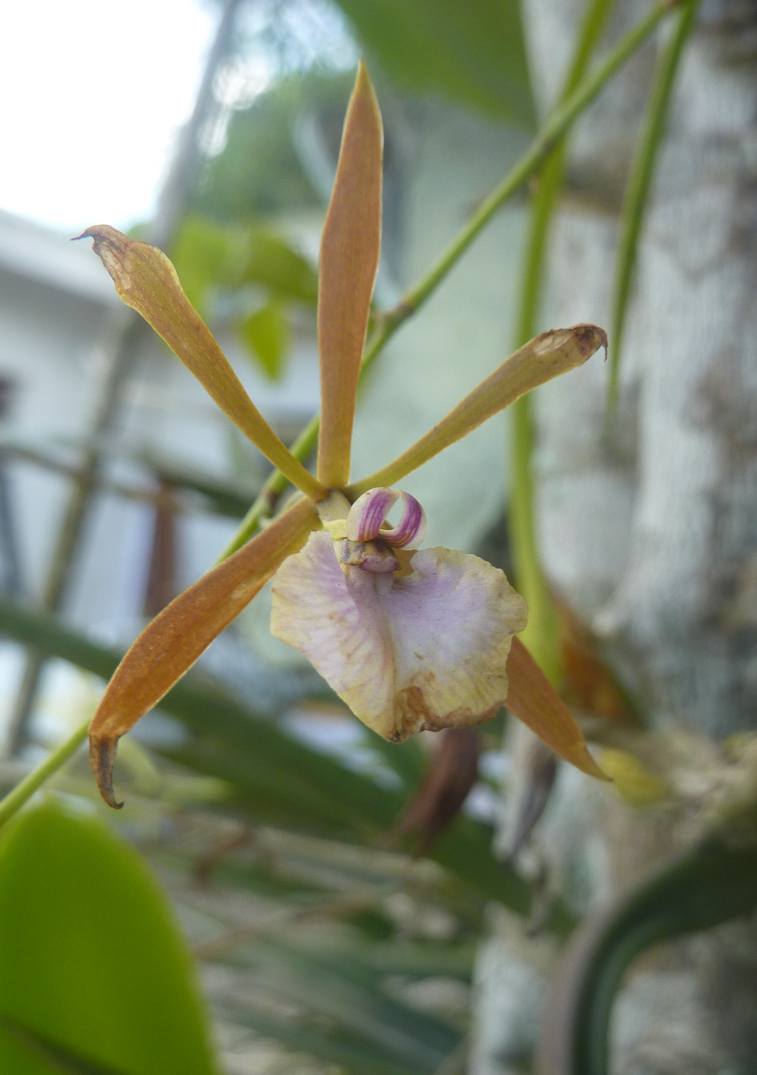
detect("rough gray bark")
(474, 3), (757, 1072)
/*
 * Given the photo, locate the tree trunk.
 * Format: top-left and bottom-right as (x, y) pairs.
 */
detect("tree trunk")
(473, 3), (757, 1072)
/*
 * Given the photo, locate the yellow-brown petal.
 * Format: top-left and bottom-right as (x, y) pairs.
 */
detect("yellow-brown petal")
(316, 63), (383, 488)
(89, 499), (319, 808)
(349, 325), (606, 495)
(506, 636), (608, 780)
(79, 225), (324, 501)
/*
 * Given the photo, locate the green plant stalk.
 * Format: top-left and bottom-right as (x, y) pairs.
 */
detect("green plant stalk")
(510, 159), (572, 681)
(510, 0), (616, 681)
(606, 0), (700, 413)
(0, 720), (88, 828)
(0, 1), (674, 820)
(220, 0), (673, 560)
(536, 836), (757, 1074)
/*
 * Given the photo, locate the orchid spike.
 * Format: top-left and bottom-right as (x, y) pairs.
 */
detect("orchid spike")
(84, 64), (607, 808)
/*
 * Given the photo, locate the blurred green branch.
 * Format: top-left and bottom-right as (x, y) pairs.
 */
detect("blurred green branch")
(509, 0), (616, 682)
(537, 836), (757, 1075)
(606, 0), (701, 413)
(0, 722), (88, 830)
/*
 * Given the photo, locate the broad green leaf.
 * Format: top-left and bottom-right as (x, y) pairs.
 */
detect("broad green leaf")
(317, 64), (383, 488)
(350, 325), (606, 494)
(241, 228), (318, 304)
(169, 214), (238, 314)
(333, 0), (535, 128)
(172, 215), (319, 309)
(240, 300), (290, 381)
(0, 802), (218, 1075)
(80, 225), (323, 500)
(0, 1016), (134, 1075)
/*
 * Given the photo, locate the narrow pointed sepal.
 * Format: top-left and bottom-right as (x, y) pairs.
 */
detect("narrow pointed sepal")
(350, 324), (607, 494)
(316, 63), (383, 487)
(78, 225), (323, 500)
(506, 636), (608, 780)
(89, 499), (319, 807)
(271, 533), (527, 741)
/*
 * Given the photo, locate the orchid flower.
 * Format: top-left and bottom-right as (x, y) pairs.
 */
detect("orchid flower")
(81, 65), (606, 809)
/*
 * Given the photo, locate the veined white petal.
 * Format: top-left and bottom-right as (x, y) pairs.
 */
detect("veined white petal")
(270, 532), (528, 740)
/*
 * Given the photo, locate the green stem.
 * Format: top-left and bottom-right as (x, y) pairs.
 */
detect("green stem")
(536, 836), (757, 1074)
(0, 720), (89, 829)
(219, 0), (673, 561)
(606, 0), (700, 413)
(398, 1), (668, 316)
(509, 0), (616, 681)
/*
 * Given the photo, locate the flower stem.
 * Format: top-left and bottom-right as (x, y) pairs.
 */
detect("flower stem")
(606, 0), (700, 414)
(0, 720), (89, 829)
(510, 0), (616, 683)
(219, 0), (674, 560)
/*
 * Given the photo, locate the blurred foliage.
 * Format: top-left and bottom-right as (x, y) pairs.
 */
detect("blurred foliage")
(170, 213), (318, 314)
(196, 67), (354, 219)
(332, 0), (535, 128)
(0, 597), (571, 1071)
(0, 802), (218, 1075)
(170, 212), (318, 381)
(240, 300), (291, 380)
(541, 837), (757, 1075)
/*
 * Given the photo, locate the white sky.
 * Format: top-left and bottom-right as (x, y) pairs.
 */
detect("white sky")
(0, 0), (216, 233)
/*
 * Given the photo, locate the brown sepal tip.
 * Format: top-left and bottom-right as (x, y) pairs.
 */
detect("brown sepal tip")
(575, 323), (608, 361)
(89, 733), (124, 810)
(71, 226), (107, 243)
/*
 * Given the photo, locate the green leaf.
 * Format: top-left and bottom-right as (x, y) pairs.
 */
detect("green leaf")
(0, 1017), (134, 1075)
(333, 0), (535, 127)
(170, 214), (239, 315)
(0, 802), (219, 1075)
(247, 937), (461, 1070)
(239, 301), (290, 381)
(172, 215), (318, 311)
(241, 227), (318, 304)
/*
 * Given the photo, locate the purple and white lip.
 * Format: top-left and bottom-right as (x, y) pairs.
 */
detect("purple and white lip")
(346, 487), (426, 549)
